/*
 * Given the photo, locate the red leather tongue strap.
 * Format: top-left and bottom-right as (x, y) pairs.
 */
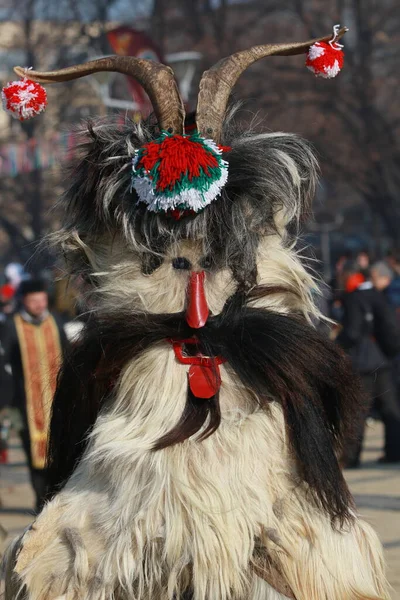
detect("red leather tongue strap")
(169, 339), (225, 399)
(186, 271), (209, 329)
(189, 363), (221, 398)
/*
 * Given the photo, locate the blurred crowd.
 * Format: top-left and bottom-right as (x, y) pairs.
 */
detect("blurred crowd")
(326, 249), (400, 468)
(0, 250), (399, 511)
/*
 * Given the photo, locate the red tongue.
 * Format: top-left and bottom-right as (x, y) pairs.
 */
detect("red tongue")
(188, 364), (221, 398)
(186, 271), (209, 329)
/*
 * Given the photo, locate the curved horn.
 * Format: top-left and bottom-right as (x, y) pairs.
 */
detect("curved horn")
(14, 56), (185, 134)
(196, 27), (348, 143)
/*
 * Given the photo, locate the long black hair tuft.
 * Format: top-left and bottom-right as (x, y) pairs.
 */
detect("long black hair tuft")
(47, 291), (362, 525)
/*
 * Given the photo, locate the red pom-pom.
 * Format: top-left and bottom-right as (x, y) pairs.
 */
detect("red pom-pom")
(1, 78), (47, 121)
(0, 283), (16, 301)
(306, 41), (344, 79)
(139, 134), (220, 192)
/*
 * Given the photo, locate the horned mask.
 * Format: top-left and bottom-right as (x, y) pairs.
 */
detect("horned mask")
(5, 26), (347, 323)
(1, 25), (391, 600)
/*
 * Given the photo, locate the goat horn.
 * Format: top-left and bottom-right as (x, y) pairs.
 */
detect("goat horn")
(14, 56), (185, 134)
(196, 27), (348, 143)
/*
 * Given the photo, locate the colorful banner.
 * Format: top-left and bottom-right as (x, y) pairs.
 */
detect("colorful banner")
(0, 132), (78, 177)
(107, 26), (164, 117)
(0, 29), (163, 177)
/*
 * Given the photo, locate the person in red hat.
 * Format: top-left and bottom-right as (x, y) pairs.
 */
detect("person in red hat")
(0, 282), (16, 410)
(344, 271), (365, 293)
(0, 283), (16, 302)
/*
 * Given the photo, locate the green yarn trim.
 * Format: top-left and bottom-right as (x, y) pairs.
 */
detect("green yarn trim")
(134, 131), (225, 197)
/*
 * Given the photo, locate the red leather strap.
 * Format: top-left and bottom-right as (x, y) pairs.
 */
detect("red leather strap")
(168, 338), (225, 398)
(169, 338), (225, 366)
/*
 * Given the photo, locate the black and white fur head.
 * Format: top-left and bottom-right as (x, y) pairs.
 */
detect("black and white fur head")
(43, 105), (363, 528)
(56, 107), (318, 314)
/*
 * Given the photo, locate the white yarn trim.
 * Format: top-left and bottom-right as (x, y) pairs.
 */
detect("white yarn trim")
(329, 23), (345, 49)
(323, 59), (341, 78)
(202, 137), (224, 156)
(306, 58), (341, 79)
(308, 43), (325, 61)
(1, 79), (46, 120)
(133, 161), (228, 212)
(132, 137), (229, 212)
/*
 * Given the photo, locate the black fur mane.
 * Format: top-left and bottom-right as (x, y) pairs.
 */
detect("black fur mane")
(58, 107), (318, 290)
(48, 291), (362, 525)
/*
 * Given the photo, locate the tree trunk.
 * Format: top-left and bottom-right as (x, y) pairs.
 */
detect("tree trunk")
(22, 9), (45, 273)
(365, 176), (400, 243)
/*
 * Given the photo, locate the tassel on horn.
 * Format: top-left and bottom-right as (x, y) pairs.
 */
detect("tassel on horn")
(196, 27), (348, 143)
(14, 56), (185, 134)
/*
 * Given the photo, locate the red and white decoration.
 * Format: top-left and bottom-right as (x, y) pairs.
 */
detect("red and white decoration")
(306, 25), (344, 79)
(1, 78), (47, 121)
(132, 131), (230, 214)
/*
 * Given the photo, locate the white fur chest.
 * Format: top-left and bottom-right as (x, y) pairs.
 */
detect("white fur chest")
(11, 344), (389, 600)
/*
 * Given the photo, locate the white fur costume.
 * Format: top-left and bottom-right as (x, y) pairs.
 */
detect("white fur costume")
(2, 30), (390, 600)
(4, 234), (389, 600)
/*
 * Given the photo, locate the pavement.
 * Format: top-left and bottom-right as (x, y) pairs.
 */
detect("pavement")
(0, 422), (399, 597)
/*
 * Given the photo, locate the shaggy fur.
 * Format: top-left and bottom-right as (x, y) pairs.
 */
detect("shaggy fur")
(54, 106), (318, 291)
(48, 294), (360, 524)
(2, 109), (390, 600)
(6, 373), (388, 600)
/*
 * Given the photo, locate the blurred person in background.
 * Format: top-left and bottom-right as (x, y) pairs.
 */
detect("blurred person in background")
(328, 252), (353, 325)
(355, 249), (371, 278)
(382, 251), (400, 311)
(0, 284), (16, 465)
(330, 251), (352, 292)
(371, 260), (400, 309)
(2, 279), (68, 511)
(370, 261), (394, 291)
(0, 285), (16, 390)
(370, 260), (400, 399)
(337, 260), (400, 467)
(386, 249), (400, 275)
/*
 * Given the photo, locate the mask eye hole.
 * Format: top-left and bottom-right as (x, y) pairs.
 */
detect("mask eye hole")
(172, 257), (192, 270)
(141, 254), (163, 275)
(199, 255), (213, 271)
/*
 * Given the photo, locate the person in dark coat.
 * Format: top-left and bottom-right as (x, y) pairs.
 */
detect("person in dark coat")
(370, 261), (400, 403)
(2, 279), (68, 511)
(0, 284), (15, 414)
(337, 261), (400, 467)
(0, 318), (13, 412)
(370, 260), (400, 316)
